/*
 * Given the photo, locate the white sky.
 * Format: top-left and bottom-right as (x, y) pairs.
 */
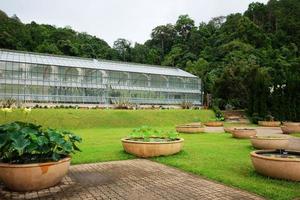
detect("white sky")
(0, 0), (268, 46)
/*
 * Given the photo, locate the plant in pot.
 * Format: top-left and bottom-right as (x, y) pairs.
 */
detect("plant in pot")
(204, 114), (224, 127)
(121, 126), (184, 158)
(258, 114), (281, 127)
(0, 121), (82, 192)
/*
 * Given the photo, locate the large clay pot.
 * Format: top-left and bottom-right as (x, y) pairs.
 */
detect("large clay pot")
(281, 125), (300, 134)
(0, 157), (70, 192)
(232, 128), (256, 139)
(224, 127), (236, 134)
(282, 122), (300, 126)
(176, 124), (204, 133)
(250, 150), (300, 181)
(258, 121), (281, 127)
(121, 138), (183, 158)
(250, 136), (289, 150)
(204, 121), (224, 127)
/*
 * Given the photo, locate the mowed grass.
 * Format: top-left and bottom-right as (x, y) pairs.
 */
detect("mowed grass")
(1, 109), (300, 199)
(0, 109), (214, 129)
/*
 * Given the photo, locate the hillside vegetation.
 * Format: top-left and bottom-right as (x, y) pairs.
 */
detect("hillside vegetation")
(0, 0), (299, 121)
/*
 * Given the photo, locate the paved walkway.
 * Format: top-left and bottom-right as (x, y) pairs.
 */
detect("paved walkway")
(0, 159), (264, 200)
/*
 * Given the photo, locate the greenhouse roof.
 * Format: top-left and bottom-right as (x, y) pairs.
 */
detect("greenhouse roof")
(0, 49), (197, 78)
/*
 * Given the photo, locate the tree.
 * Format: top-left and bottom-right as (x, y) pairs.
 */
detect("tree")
(175, 15), (195, 41)
(150, 24), (176, 57)
(113, 38), (132, 61)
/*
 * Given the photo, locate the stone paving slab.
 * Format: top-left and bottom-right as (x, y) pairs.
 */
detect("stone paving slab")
(0, 159), (264, 200)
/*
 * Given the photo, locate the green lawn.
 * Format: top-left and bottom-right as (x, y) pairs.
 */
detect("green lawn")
(1, 109), (300, 200)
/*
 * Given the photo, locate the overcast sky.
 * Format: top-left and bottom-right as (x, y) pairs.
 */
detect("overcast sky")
(0, 0), (268, 46)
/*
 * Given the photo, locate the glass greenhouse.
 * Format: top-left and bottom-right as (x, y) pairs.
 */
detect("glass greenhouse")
(0, 49), (202, 106)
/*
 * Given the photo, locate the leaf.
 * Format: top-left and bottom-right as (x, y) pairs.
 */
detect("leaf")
(51, 152), (60, 161)
(12, 137), (30, 156)
(0, 135), (8, 148)
(37, 136), (49, 146)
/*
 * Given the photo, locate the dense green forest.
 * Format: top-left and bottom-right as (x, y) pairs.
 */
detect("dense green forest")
(0, 0), (299, 121)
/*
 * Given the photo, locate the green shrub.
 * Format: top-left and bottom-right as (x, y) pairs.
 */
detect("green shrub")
(0, 121), (82, 164)
(127, 126), (179, 142)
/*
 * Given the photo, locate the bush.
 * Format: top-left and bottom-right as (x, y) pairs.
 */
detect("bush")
(211, 99), (224, 121)
(180, 101), (193, 109)
(0, 98), (16, 108)
(0, 121), (82, 164)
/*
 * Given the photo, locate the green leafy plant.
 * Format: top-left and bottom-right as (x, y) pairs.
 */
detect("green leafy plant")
(180, 101), (193, 109)
(0, 121), (82, 164)
(128, 126), (179, 142)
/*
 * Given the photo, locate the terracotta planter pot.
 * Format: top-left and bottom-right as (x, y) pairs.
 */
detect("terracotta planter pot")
(281, 125), (300, 134)
(258, 121), (281, 127)
(185, 122), (202, 126)
(232, 128), (256, 139)
(282, 122), (300, 126)
(204, 121), (224, 127)
(250, 136), (289, 150)
(0, 157), (70, 192)
(224, 127), (236, 134)
(250, 150), (300, 181)
(176, 124), (204, 133)
(121, 138), (184, 158)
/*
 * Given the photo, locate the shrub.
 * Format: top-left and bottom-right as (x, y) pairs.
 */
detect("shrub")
(0, 98), (16, 108)
(180, 100), (193, 109)
(0, 121), (82, 164)
(128, 126), (179, 142)
(113, 98), (132, 109)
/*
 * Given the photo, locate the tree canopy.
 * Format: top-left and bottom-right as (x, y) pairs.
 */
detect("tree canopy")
(0, 0), (299, 121)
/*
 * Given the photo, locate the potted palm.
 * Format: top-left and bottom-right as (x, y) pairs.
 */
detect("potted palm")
(0, 121), (82, 192)
(121, 126), (183, 158)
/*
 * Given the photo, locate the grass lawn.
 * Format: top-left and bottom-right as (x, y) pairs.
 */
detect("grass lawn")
(1, 109), (300, 200)
(291, 133), (300, 137)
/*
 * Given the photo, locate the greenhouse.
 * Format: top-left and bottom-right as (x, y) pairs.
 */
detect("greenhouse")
(0, 49), (202, 106)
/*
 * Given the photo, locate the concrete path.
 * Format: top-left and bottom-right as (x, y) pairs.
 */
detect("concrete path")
(0, 159), (264, 200)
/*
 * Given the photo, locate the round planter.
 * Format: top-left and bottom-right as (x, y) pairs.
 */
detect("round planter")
(232, 128), (256, 139)
(176, 124), (204, 133)
(250, 150), (300, 181)
(250, 136), (289, 150)
(224, 127), (236, 134)
(0, 157), (71, 192)
(281, 125), (300, 134)
(258, 121), (281, 127)
(282, 122), (300, 126)
(185, 122), (202, 126)
(121, 138), (184, 158)
(204, 121), (224, 127)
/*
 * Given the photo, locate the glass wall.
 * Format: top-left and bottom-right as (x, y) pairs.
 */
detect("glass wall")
(0, 60), (202, 105)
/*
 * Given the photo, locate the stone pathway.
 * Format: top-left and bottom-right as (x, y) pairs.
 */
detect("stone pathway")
(0, 159), (264, 200)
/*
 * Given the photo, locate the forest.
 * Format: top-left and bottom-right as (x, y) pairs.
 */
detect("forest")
(0, 0), (299, 121)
